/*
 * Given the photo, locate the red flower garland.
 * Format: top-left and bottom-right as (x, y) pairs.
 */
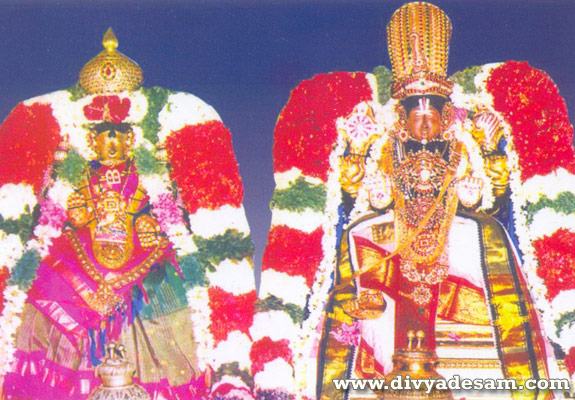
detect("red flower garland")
(262, 226), (324, 288)
(0, 267), (9, 315)
(274, 72), (372, 181)
(250, 337), (293, 375)
(532, 228), (575, 299)
(565, 346), (575, 377)
(83, 95), (131, 123)
(208, 287), (256, 344)
(0, 103), (61, 191)
(486, 61), (575, 181)
(165, 121), (244, 214)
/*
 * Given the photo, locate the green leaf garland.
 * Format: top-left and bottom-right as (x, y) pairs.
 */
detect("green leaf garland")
(67, 82), (88, 102)
(451, 65), (483, 94)
(54, 149), (89, 186)
(133, 145), (165, 176)
(256, 295), (308, 325)
(213, 361), (253, 389)
(193, 229), (254, 267)
(8, 249), (41, 290)
(139, 87), (173, 144)
(270, 177), (326, 213)
(373, 65), (393, 105)
(178, 253), (209, 289)
(525, 191), (575, 224)
(0, 212), (34, 243)
(555, 310), (575, 337)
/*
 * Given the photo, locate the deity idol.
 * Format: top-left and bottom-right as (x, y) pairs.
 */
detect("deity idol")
(251, 2), (575, 400)
(0, 29), (256, 399)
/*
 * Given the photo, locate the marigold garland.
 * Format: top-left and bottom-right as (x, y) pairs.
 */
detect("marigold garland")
(532, 228), (575, 299)
(250, 337), (293, 376)
(273, 72), (372, 181)
(165, 121), (244, 213)
(486, 61), (575, 181)
(208, 286), (256, 344)
(0, 103), (61, 191)
(262, 226), (324, 288)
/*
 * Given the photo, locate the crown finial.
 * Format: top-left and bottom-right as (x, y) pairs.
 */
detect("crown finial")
(102, 28), (118, 53)
(79, 28), (143, 94)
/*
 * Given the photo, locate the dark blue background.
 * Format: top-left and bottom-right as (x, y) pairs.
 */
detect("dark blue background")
(1, 1), (574, 285)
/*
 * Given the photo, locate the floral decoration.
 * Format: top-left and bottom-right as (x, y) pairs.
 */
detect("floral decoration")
(486, 61), (575, 181)
(165, 120), (244, 213)
(0, 267), (9, 315)
(0, 103), (61, 191)
(532, 229), (575, 299)
(83, 95), (131, 123)
(208, 286), (257, 344)
(250, 337), (293, 376)
(262, 226), (324, 287)
(330, 322), (360, 346)
(273, 72), (372, 181)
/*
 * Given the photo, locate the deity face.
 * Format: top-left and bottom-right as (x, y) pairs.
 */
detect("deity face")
(406, 98), (442, 142)
(92, 124), (132, 165)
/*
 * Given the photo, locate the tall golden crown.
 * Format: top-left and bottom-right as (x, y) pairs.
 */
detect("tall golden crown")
(79, 28), (143, 94)
(387, 2), (453, 99)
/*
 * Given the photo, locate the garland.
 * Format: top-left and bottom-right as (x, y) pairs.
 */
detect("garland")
(484, 61), (575, 378)
(255, 295), (307, 325)
(139, 86), (172, 144)
(273, 72), (373, 181)
(270, 178), (326, 213)
(525, 192), (575, 224)
(165, 121), (244, 214)
(0, 103), (61, 190)
(253, 71), (374, 398)
(55, 149), (89, 185)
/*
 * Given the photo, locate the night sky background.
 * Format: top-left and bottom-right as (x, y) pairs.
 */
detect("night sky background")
(1, 0), (574, 286)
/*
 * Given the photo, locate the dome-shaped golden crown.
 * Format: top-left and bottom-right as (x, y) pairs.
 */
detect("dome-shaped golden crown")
(387, 2), (453, 99)
(79, 28), (143, 94)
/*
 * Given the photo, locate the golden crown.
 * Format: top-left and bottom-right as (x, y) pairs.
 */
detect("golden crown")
(79, 28), (143, 94)
(387, 2), (453, 99)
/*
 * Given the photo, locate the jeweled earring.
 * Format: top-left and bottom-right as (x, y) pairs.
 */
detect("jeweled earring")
(441, 102), (455, 131)
(396, 104), (409, 142)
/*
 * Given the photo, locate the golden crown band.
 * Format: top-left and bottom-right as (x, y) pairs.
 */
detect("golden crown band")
(392, 70), (453, 99)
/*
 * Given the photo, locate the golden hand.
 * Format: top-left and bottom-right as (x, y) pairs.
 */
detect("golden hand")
(343, 289), (386, 320)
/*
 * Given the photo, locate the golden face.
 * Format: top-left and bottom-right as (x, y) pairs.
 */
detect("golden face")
(93, 128), (132, 165)
(406, 99), (442, 142)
